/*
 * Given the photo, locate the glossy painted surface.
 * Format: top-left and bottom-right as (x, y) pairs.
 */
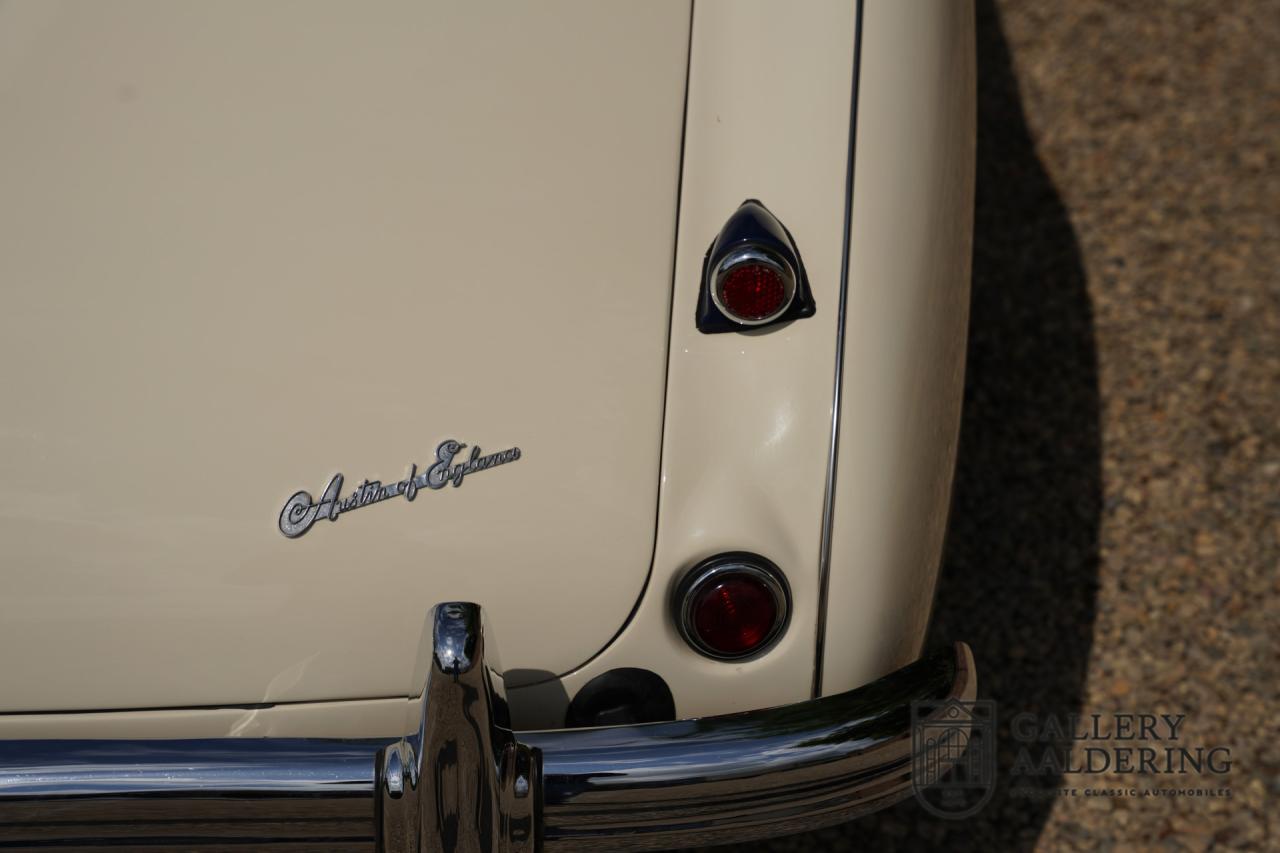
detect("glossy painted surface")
(820, 0), (977, 694)
(532, 0), (861, 726)
(0, 695), (413, 740)
(0, 0), (975, 735)
(0, 1), (689, 711)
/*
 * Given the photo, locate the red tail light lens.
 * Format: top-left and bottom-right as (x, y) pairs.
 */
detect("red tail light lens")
(719, 263), (787, 322)
(691, 576), (778, 655)
(711, 248), (797, 326)
(675, 555), (790, 660)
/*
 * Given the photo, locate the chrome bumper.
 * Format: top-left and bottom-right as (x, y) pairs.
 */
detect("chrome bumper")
(0, 603), (976, 851)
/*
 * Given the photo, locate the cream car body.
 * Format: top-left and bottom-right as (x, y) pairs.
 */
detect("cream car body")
(0, 0), (975, 846)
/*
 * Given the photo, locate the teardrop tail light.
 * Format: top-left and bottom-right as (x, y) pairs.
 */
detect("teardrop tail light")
(696, 200), (816, 333)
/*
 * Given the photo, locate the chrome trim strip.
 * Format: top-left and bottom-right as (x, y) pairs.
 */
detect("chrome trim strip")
(0, 600), (973, 852)
(813, 0), (866, 699)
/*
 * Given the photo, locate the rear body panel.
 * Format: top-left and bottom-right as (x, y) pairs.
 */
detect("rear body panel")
(0, 0), (690, 711)
(0, 0), (975, 735)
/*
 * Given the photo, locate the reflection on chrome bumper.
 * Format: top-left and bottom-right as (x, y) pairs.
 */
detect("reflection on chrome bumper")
(0, 603), (975, 851)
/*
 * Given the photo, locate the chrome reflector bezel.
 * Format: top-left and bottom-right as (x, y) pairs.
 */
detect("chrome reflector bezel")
(709, 246), (799, 326)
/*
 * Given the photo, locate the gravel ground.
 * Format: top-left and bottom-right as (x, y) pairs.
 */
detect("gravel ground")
(675, 0), (1279, 850)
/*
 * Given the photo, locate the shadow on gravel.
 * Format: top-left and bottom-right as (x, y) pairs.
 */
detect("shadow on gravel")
(831, 2), (1103, 849)
(897, 1), (1102, 848)
(673, 2), (1102, 851)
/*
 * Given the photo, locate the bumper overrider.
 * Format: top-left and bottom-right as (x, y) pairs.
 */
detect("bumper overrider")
(0, 603), (976, 851)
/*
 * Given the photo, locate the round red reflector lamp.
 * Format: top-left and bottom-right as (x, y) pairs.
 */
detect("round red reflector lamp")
(711, 248), (797, 326)
(674, 554), (790, 660)
(720, 263), (786, 321)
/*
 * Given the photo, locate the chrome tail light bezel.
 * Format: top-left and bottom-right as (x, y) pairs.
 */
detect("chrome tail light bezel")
(709, 246), (799, 326)
(673, 552), (792, 661)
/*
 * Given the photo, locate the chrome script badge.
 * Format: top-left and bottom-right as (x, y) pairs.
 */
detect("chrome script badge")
(279, 439), (521, 538)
